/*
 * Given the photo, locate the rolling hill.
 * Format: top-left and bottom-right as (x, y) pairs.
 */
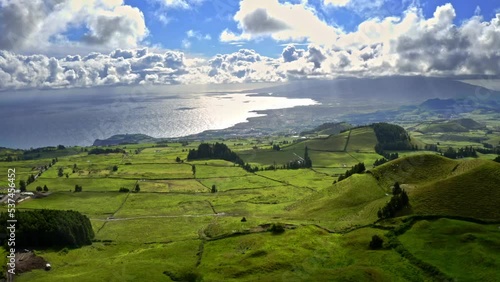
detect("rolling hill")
(288, 154), (500, 230)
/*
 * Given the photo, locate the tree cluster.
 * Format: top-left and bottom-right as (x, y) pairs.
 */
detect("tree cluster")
(88, 148), (125, 155)
(442, 146), (477, 159)
(187, 143), (258, 172)
(373, 123), (414, 157)
(377, 182), (409, 219)
(476, 146), (500, 155)
(337, 162), (366, 182)
(0, 209), (94, 249)
(424, 144), (439, 151)
(373, 153), (399, 167)
(26, 174), (36, 185)
(284, 146), (312, 169)
(272, 144), (281, 151)
(35, 185), (49, 192)
(493, 156), (500, 163)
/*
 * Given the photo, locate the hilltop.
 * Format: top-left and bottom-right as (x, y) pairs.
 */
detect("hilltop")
(414, 118), (486, 133)
(289, 154), (500, 230)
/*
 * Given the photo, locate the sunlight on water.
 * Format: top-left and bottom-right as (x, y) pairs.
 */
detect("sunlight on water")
(0, 91), (317, 149)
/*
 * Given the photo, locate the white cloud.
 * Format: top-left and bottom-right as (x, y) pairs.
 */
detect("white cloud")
(156, 0), (205, 9)
(182, 30), (211, 49)
(323, 0), (351, 7)
(221, 0), (340, 45)
(182, 39), (192, 49)
(0, 0), (148, 54)
(186, 30), (212, 41)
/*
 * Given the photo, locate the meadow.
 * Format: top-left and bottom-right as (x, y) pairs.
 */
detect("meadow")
(2, 122), (500, 281)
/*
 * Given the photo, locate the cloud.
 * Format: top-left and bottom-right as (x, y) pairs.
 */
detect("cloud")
(221, 0), (340, 44)
(239, 8), (290, 34)
(0, 0), (148, 54)
(182, 30), (212, 49)
(1, 4), (499, 91)
(152, 0), (206, 25)
(155, 0), (205, 9)
(323, 0), (351, 7)
(186, 30), (212, 40)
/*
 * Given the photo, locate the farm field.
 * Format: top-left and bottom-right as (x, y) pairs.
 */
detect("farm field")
(1, 123), (500, 281)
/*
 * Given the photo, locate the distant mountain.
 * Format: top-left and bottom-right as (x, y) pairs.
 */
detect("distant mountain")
(416, 118), (486, 133)
(249, 76), (500, 104)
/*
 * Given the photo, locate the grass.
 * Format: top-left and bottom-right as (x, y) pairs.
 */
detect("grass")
(17, 241), (200, 282)
(198, 175), (281, 192)
(17, 192), (128, 218)
(287, 173), (387, 230)
(138, 179), (208, 193)
(410, 161), (500, 220)
(113, 193), (215, 218)
(256, 169), (334, 190)
(400, 218), (500, 281)
(345, 127), (377, 153)
(3, 129), (500, 281)
(25, 178), (138, 192)
(199, 225), (426, 281)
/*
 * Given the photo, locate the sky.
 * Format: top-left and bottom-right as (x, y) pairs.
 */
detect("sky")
(0, 0), (499, 91)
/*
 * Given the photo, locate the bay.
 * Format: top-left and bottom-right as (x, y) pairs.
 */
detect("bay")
(0, 85), (317, 149)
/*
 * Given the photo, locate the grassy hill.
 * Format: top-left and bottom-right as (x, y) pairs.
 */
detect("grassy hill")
(410, 161), (500, 220)
(416, 118), (486, 133)
(300, 122), (352, 136)
(288, 154), (500, 231)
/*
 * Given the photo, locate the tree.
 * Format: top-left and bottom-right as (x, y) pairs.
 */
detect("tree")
(112, 165), (118, 172)
(211, 184), (217, 193)
(27, 174), (35, 184)
(58, 168), (64, 177)
(74, 185), (82, 192)
(192, 165), (196, 177)
(175, 157), (181, 163)
(369, 235), (384, 249)
(36, 186), (43, 192)
(304, 146), (312, 168)
(494, 156), (500, 163)
(134, 184), (140, 193)
(19, 180), (26, 192)
(392, 182), (402, 195)
(43, 185), (49, 192)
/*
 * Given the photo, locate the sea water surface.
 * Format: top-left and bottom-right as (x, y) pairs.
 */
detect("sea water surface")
(0, 85), (317, 149)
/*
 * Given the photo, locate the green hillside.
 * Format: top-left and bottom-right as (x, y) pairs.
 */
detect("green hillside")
(289, 155), (500, 231)
(416, 118), (486, 133)
(411, 161), (500, 220)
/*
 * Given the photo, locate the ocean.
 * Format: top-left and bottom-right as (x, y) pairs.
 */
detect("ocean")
(0, 85), (317, 149)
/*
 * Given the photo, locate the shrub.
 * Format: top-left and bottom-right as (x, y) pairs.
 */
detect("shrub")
(270, 223), (285, 234)
(119, 187), (130, 193)
(369, 235), (384, 249)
